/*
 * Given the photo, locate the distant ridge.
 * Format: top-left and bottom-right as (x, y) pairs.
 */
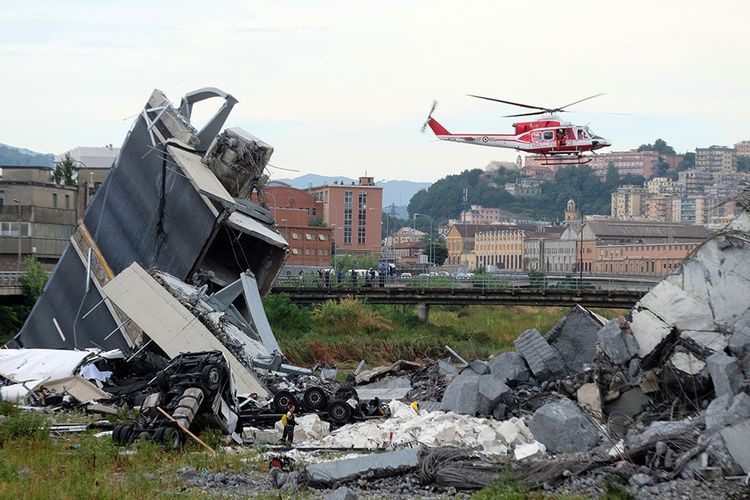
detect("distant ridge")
(0, 143), (54, 167)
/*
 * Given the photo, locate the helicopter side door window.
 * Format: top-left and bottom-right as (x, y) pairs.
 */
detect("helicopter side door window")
(532, 132), (542, 143)
(543, 131), (554, 141)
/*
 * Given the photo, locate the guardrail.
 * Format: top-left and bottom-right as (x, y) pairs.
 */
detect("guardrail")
(272, 274), (658, 292)
(0, 271), (23, 286)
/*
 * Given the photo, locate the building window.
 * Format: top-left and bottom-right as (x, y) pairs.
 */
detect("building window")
(52, 193), (58, 208)
(318, 234), (328, 241)
(292, 232), (301, 240)
(0, 192), (4, 207)
(65, 194), (70, 209)
(344, 191), (353, 244)
(357, 192), (367, 244)
(292, 248), (300, 255)
(305, 233), (314, 240)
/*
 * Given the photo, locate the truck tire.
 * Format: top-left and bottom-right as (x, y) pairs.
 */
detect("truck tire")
(303, 387), (328, 411)
(156, 371), (170, 393)
(335, 387), (358, 402)
(273, 391), (298, 414)
(161, 427), (181, 450)
(201, 364), (221, 391)
(327, 400), (352, 425)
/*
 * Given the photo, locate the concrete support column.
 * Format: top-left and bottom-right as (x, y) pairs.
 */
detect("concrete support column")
(416, 302), (430, 323)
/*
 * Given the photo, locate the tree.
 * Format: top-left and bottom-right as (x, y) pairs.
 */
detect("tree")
(620, 174), (646, 186)
(604, 162), (620, 189)
(50, 153), (79, 186)
(653, 158), (670, 178)
(19, 257), (47, 305)
(637, 139), (675, 155)
(308, 215), (327, 228)
(430, 241), (448, 266)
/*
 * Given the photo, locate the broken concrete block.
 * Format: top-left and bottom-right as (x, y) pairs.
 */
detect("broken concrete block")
(629, 473), (654, 487)
(668, 351), (706, 376)
(606, 387), (650, 418)
(730, 311), (750, 357)
(477, 375), (511, 416)
(630, 308), (673, 359)
(438, 359), (458, 376)
(440, 372), (480, 415)
(624, 420), (694, 450)
(514, 441), (546, 460)
(514, 329), (566, 382)
(546, 305), (604, 373)
(577, 383), (603, 418)
(636, 280), (714, 333)
(707, 352), (742, 398)
(468, 359), (489, 375)
(492, 403), (507, 421)
(597, 319), (639, 364)
(720, 420), (750, 474)
(705, 433), (744, 476)
(528, 398), (599, 453)
(305, 448), (420, 486)
(682, 330), (729, 353)
(488, 352), (530, 386)
(704, 394), (732, 429)
(324, 487), (358, 500)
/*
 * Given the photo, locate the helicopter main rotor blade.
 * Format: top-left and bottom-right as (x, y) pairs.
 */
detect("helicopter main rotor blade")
(503, 111), (548, 118)
(467, 94), (549, 112)
(555, 93), (605, 112)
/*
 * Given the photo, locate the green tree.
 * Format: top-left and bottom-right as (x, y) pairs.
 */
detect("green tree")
(527, 269), (546, 288)
(604, 162), (620, 189)
(19, 257), (47, 305)
(637, 139), (676, 155)
(308, 215), (327, 228)
(430, 241), (448, 266)
(620, 174), (646, 186)
(50, 153), (79, 186)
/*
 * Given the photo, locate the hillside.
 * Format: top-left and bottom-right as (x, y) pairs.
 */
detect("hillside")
(0, 143), (54, 167)
(408, 166), (623, 224)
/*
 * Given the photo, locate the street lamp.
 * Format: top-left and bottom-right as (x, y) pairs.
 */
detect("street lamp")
(13, 199), (21, 271)
(414, 213), (434, 268)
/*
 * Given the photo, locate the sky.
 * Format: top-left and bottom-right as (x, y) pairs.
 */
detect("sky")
(1, 0), (748, 182)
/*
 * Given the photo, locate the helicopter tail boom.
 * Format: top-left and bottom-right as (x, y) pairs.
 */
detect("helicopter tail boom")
(427, 117), (451, 136)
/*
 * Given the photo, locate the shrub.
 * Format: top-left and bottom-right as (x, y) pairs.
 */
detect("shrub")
(0, 409), (49, 444)
(311, 298), (392, 336)
(262, 293), (311, 338)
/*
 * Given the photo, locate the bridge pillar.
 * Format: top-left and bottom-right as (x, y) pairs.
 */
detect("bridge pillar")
(416, 303), (430, 323)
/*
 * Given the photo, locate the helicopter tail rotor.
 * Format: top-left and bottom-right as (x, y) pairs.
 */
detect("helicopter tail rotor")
(421, 100), (438, 133)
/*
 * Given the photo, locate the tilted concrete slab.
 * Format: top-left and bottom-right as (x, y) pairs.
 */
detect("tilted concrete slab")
(103, 263), (267, 396)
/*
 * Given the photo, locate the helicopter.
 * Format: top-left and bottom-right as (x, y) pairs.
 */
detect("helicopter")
(422, 94), (612, 166)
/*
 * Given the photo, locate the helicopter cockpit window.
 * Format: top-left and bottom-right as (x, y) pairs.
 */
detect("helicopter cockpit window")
(543, 131), (554, 140)
(578, 129), (588, 139)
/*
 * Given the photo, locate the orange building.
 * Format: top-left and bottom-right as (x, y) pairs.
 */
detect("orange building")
(309, 176), (383, 256)
(254, 183), (333, 267)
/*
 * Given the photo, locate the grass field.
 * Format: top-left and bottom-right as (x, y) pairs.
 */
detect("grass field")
(264, 294), (622, 366)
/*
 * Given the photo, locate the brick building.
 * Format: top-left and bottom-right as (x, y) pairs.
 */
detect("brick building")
(309, 176), (382, 256)
(257, 183), (333, 268)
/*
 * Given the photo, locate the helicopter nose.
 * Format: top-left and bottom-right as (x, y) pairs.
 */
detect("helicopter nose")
(591, 136), (611, 149)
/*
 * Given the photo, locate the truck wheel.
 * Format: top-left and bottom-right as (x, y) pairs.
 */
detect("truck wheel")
(156, 371), (170, 393)
(153, 427), (165, 443)
(161, 427), (182, 450)
(112, 424), (123, 444)
(120, 425), (134, 444)
(201, 364), (221, 391)
(327, 400), (352, 425)
(303, 387), (328, 411)
(273, 391), (298, 414)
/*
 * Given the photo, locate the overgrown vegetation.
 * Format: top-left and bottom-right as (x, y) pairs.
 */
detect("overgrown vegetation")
(264, 293), (575, 365)
(0, 257), (49, 345)
(0, 407), (264, 499)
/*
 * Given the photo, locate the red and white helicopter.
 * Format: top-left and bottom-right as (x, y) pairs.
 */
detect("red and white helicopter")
(422, 94), (612, 165)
